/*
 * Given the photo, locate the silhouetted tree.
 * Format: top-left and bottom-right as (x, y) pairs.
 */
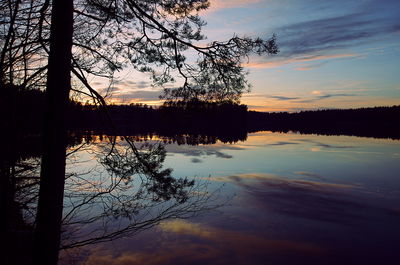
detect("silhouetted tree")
(31, 1), (73, 264)
(0, 0), (49, 88)
(2, 1), (278, 264)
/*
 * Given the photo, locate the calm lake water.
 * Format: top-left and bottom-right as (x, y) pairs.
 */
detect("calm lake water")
(59, 131), (400, 265)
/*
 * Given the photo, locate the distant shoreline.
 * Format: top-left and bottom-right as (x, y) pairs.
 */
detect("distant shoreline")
(2, 87), (399, 140)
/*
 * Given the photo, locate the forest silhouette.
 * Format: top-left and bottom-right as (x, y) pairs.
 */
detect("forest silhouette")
(2, 85), (400, 141)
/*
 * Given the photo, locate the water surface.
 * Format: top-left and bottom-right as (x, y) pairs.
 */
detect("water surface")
(60, 131), (400, 265)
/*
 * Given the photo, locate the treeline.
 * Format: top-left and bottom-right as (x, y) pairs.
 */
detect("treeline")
(248, 106), (400, 139)
(2, 85), (400, 140)
(1, 86), (249, 144)
(67, 99), (248, 145)
(1, 84), (45, 133)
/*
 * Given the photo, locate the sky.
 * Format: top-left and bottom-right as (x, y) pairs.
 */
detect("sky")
(103, 0), (400, 112)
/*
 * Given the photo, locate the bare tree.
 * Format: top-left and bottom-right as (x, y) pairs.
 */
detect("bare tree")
(0, 0), (49, 88)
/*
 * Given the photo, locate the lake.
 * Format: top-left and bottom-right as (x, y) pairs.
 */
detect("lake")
(51, 131), (400, 264)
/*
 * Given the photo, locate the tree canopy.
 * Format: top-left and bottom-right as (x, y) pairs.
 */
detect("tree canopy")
(1, 0), (278, 103)
(1, 2), (278, 264)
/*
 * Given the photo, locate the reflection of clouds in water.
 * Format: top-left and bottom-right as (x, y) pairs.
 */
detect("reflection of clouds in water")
(158, 219), (321, 254)
(191, 158), (203, 163)
(290, 139), (387, 155)
(212, 173), (357, 190)
(241, 135), (356, 149)
(293, 138), (356, 149)
(208, 173), (282, 182)
(82, 219), (322, 265)
(165, 144), (241, 159)
(69, 133), (400, 265)
(159, 220), (213, 238)
(267, 141), (299, 146)
(213, 151), (233, 159)
(295, 171), (326, 180)
(106, 138), (242, 159)
(309, 147), (383, 155)
(222, 173), (400, 226)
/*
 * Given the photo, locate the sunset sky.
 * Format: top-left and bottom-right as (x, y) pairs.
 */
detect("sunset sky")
(103, 0), (400, 112)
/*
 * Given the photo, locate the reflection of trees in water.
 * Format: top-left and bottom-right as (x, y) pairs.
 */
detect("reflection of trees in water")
(1, 132), (41, 265)
(71, 130), (248, 146)
(10, 159), (41, 225)
(61, 137), (219, 250)
(2, 133), (221, 263)
(2, 157), (40, 231)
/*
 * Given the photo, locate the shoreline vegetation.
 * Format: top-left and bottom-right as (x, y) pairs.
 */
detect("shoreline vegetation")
(2, 86), (400, 141)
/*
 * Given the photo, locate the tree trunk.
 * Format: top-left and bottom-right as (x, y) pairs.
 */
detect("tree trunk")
(32, 1), (73, 264)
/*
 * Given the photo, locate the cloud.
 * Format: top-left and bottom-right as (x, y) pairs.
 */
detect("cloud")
(111, 80), (151, 89)
(293, 93), (358, 103)
(256, 92), (359, 105)
(111, 90), (162, 101)
(131, 81), (149, 89)
(244, 104), (311, 112)
(247, 4), (400, 69)
(95, 86), (123, 95)
(276, 11), (400, 58)
(295, 62), (327, 71)
(94, 79), (163, 104)
(245, 53), (362, 69)
(207, 0), (261, 12)
(268, 95), (301, 101)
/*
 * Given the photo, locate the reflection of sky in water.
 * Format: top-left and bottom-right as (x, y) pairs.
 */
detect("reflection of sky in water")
(61, 132), (400, 265)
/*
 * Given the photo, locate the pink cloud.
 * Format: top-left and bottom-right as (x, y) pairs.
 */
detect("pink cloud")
(244, 53), (362, 69)
(206, 0), (262, 12)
